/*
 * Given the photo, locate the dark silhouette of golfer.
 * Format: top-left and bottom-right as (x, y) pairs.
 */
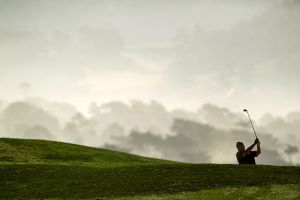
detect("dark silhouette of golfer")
(236, 139), (261, 164)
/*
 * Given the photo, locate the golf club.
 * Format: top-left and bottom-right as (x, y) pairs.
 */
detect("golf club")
(243, 109), (258, 139)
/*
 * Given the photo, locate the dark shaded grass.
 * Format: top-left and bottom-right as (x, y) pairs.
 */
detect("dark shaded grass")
(0, 164), (299, 199)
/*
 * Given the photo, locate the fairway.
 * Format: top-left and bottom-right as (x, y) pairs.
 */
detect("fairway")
(105, 185), (300, 200)
(0, 138), (299, 199)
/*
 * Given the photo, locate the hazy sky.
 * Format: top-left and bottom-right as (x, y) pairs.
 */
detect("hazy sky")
(0, 0), (298, 118)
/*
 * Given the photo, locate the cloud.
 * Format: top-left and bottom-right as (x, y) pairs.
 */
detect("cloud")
(80, 69), (166, 103)
(121, 52), (169, 73)
(147, 1), (300, 115)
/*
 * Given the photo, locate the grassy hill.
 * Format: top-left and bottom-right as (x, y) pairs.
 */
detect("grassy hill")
(0, 138), (299, 199)
(0, 138), (173, 167)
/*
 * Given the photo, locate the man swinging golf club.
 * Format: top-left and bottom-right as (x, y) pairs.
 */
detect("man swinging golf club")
(236, 109), (261, 164)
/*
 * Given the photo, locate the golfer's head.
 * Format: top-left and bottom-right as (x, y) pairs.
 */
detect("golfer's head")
(236, 142), (245, 151)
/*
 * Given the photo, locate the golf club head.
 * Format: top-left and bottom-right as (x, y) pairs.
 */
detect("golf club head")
(243, 109), (248, 112)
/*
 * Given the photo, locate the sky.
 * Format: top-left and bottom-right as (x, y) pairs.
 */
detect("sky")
(0, 0), (299, 119)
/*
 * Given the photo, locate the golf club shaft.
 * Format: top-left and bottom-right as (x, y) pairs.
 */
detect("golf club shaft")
(246, 111), (258, 139)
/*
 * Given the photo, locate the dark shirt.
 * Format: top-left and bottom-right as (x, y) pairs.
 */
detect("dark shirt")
(236, 151), (257, 164)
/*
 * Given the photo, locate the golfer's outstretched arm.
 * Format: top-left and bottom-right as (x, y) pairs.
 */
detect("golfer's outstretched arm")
(243, 143), (256, 156)
(256, 142), (261, 156)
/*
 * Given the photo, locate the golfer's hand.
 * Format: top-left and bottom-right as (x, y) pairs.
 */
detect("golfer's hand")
(254, 138), (260, 145)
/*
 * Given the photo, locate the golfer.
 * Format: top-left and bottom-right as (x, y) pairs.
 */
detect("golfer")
(236, 139), (261, 164)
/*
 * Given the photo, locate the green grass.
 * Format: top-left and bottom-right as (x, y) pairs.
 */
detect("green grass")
(0, 138), (299, 199)
(32, 185), (300, 200)
(104, 185), (300, 200)
(0, 138), (173, 168)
